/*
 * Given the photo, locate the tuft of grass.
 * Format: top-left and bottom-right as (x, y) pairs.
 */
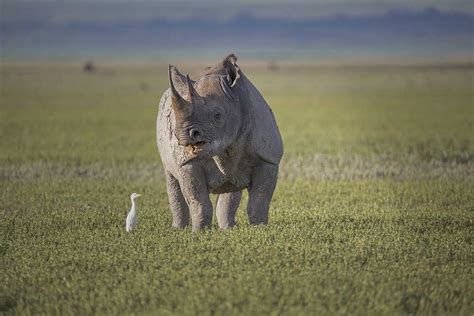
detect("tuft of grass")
(1, 63), (473, 315)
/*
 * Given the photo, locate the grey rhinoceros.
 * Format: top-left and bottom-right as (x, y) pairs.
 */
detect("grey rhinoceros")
(156, 54), (283, 231)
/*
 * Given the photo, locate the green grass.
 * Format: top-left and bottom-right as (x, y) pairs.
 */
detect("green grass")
(1, 63), (473, 315)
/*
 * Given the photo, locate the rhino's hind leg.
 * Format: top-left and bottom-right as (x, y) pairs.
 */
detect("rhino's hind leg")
(165, 172), (190, 228)
(216, 191), (242, 229)
(247, 163), (278, 225)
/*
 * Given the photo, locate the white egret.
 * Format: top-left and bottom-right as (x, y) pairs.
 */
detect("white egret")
(125, 193), (142, 232)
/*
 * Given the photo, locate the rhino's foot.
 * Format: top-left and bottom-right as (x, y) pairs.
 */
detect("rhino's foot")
(191, 221), (213, 232)
(248, 216), (268, 226)
(171, 221), (189, 229)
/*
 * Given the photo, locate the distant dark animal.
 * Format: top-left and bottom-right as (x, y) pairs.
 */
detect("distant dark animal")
(83, 61), (96, 73)
(156, 54), (283, 231)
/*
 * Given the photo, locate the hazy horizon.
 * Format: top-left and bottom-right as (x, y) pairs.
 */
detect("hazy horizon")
(1, 0), (473, 64)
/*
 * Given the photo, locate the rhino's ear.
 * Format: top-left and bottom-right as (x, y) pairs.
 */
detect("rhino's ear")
(223, 54), (240, 88)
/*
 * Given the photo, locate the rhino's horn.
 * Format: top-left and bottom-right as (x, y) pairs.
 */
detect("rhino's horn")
(169, 65), (192, 117)
(186, 74), (199, 104)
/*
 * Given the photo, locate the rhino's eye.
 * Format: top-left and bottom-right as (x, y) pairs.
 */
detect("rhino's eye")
(211, 108), (225, 125)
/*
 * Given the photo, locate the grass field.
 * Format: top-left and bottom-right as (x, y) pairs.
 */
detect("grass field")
(1, 62), (473, 315)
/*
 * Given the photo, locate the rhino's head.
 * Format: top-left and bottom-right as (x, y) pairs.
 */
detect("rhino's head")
(168, 54), (242, 162)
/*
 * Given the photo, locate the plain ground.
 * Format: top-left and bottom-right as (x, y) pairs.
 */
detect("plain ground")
(1, 62), (473, 315)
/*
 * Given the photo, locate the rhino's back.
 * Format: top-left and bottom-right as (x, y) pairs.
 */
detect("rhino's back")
(242, 76), (283, 166)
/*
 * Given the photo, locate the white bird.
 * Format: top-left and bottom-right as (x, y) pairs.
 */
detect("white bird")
(125, 193), (142, 232)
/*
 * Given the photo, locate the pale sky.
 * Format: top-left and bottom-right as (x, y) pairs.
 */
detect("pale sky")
(2, 0), (473, 24)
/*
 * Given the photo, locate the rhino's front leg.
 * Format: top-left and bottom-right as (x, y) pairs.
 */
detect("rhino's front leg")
(216, 191), (242, 229)
(179, 164), (213, 231)
(165, 171), (189, 229)
(247, 162), (278, 225)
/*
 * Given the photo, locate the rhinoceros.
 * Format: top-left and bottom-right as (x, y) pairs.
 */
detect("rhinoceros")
(156, 54), (283, 231)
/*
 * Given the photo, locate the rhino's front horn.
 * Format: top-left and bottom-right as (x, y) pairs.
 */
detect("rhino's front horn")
(169, 65), (192, 118)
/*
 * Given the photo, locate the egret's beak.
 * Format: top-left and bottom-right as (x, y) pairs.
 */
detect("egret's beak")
(136, 194), (142, 197)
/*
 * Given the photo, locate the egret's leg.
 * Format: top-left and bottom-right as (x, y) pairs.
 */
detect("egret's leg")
(165, 172), (190, 228)
(178, 164), (213, 231)
(246, 163), (278, 225)
(216, 191), (242, 229)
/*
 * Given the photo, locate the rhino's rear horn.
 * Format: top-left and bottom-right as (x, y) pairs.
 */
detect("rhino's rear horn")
(186, 74), (199, 104)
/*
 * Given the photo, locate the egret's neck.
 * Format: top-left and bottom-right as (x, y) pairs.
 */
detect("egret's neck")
(130, 199), (137, 212)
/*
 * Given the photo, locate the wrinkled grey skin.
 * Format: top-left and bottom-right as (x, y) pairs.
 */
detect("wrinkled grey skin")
(156, 54), (283, 231)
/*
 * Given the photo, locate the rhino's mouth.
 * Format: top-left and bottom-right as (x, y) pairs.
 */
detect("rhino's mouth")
(187, 141), (206, 154)
(183, 141), (208, 164)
